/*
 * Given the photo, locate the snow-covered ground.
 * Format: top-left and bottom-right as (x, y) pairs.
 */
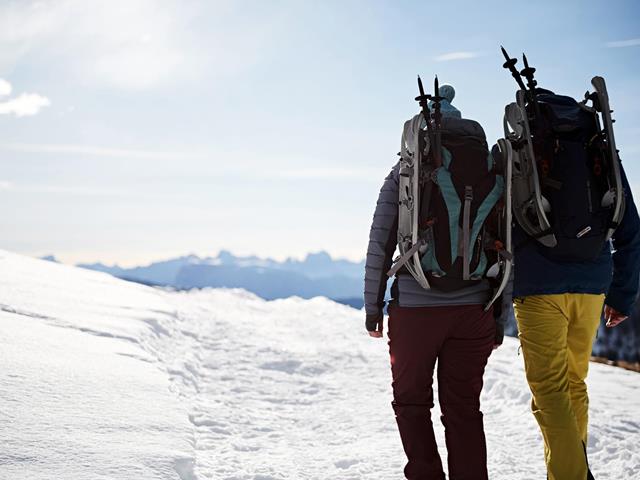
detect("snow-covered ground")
(0, 250), (638, 479)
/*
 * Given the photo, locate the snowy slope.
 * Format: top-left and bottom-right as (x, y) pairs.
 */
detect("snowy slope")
(0, 251), (195, 480)
(1, 251), (639, 479)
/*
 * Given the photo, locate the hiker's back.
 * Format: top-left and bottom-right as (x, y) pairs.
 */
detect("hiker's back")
(390, 79), (511, 305)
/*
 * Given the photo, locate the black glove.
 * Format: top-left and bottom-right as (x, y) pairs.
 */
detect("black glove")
(365, 311), (383, 332)
(494, 322), (504, 346)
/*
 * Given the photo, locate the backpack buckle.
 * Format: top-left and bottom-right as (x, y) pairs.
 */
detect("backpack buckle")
(464, 186), (473, 201)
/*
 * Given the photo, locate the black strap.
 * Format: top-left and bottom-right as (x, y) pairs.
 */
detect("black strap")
(419, 171), (435, 229)
(462, 186), (473, 280)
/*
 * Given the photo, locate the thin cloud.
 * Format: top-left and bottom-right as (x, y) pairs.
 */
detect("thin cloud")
(0, 1), (197, 91)
(0, 92), (50, 117)
(434, 51), (482, 62)
(0, 143), (205, 161)
(278, 166), (382, 181)
(0, 78), (12, 96)
(10, 184), (127, 197)
(606, 38), (640, 48)
(0, 181), (161, 198)
(0, 78), (49, 117)
(0, 1), (285, 91)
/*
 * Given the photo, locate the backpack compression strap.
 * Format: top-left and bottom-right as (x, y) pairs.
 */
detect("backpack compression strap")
(387, 236), (427, 277)
(462, 186), (473, 280)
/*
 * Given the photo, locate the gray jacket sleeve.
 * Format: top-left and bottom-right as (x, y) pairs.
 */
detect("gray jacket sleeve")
(364, 162), (400, 330)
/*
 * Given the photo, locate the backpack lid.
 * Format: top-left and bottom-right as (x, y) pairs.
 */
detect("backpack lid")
(534, 89), (594, 136)
(440, 117), (487, 142)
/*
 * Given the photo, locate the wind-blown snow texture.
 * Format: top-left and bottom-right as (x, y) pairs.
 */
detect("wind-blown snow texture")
(1, 250), (638, 479)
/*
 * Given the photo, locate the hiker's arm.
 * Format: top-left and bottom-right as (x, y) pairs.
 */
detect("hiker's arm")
(364, 162), (399, 336)
(606, 164), (640, 317)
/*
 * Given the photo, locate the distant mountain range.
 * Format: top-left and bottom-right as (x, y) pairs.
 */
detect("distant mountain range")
(72, 251), (366, 308)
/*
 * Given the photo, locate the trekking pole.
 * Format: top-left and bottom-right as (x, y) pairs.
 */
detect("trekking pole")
(414, 76), (443, 169)
(416, 75), (432, 127)
(501, 47), (540, 122)
(520, 53), (542, 119)
(431, 76), (443, 168)
(501, 46), (527, 91)
(414, 76), (439, 229)
(520, 54), (537, 95)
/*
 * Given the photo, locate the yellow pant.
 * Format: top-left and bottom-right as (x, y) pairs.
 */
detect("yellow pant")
(514, 293), (604, 480)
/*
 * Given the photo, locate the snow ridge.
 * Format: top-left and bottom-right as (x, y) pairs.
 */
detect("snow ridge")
(1, 250), (639, 479)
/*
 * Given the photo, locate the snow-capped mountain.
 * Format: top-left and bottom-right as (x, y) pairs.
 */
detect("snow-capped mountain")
(77, 250), (366, 304)
(2, 250), (639, 479)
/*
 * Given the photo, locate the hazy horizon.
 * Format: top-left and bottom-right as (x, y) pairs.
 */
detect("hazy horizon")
(39, 247), (366, 268)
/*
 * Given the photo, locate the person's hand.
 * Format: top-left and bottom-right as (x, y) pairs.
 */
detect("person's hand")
(604, 304), (628, 328)
(365, 313), (384, 338)
(369, 327), (383, 338)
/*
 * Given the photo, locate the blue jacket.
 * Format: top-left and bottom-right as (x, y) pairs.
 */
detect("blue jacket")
(513, 164), (640, 315)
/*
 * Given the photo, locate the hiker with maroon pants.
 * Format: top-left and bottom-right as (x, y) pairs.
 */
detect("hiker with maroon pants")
(364, 84), (508, 480)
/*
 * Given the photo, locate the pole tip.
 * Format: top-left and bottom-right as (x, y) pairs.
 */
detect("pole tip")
(500, 46), (513, 63)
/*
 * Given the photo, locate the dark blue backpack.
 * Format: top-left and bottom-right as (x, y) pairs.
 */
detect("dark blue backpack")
(529, 89), (614, 261)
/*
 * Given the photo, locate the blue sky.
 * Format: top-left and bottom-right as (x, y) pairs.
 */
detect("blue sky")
(0, 0), (638, 266)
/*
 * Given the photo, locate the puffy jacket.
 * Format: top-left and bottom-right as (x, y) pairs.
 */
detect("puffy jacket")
(513, 164), (640, 315)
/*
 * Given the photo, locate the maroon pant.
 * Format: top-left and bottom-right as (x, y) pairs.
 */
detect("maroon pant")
(387, 304), (495, 480)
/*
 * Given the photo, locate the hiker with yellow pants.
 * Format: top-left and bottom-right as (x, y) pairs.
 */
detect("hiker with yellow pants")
(496, 53), (640, 479)
(512, 173), (640, 480)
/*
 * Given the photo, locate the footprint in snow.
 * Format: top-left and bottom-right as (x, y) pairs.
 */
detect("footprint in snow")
(259, 360), (301, 374)
(334, 459), (360, 469)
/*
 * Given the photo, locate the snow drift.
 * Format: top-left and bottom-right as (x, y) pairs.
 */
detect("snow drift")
(0, 250), (638, 479)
